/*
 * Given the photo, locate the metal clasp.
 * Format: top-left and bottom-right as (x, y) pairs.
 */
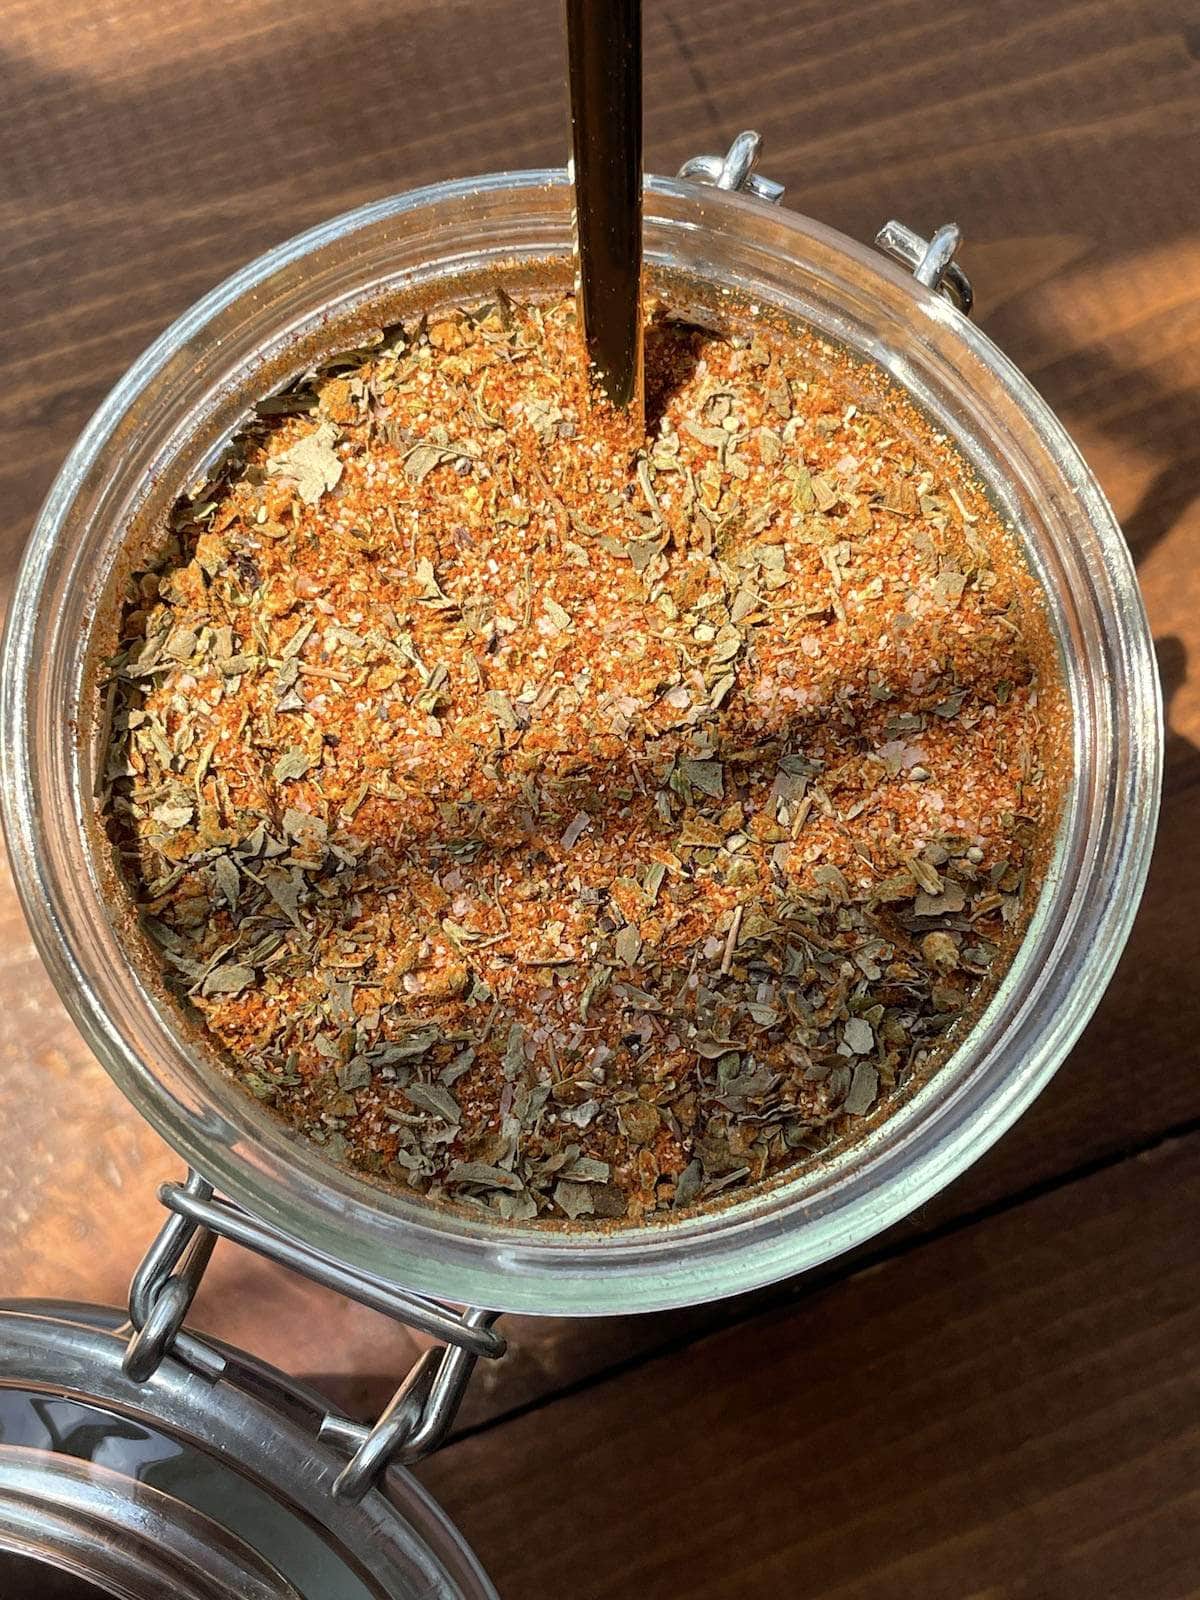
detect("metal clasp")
(318, 1306), (501, 1501)
(875, 220), (974, 316)
(678, 130), (785, 204)
(125, 1169), (223, 1382)
(123, 1170), (505, 1503)
(679, 139), (974, 318)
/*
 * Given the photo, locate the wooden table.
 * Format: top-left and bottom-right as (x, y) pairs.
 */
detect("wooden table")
(2, 1), (1198, 1593)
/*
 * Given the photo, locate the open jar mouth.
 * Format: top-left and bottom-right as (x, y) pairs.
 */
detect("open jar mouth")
(0, 169), (1160, 1316)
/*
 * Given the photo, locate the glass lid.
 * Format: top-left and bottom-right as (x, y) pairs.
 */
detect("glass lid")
(0, 1302), (495, 1600)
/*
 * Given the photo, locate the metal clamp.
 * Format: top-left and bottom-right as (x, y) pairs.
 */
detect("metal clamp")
(874, 220), (974, 316)
(124, 1169), (505, 1502)
(680, 142), (972, 315)
(318, 1306), (500, 1500)
(678, 130), (785, 204)
(125, 1170), (223, 1382)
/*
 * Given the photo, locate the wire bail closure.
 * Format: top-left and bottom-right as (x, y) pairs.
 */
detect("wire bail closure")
(874, 220), (974, 316)
(678, 130), (785, 203)
(123, 1170), (504, 1502)
(679, 137), (972, 318)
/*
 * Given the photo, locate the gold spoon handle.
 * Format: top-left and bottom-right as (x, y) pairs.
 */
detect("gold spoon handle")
(564, 0), (644, 425)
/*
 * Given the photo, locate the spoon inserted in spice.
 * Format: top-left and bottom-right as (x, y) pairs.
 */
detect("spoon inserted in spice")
(564, 0), (644, 429)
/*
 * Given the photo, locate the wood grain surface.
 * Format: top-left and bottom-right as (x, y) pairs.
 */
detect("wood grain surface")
(0, 1), (1197, 1594)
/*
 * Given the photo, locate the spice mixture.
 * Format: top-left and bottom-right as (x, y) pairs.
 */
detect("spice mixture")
(100, 285), (1060, 1225)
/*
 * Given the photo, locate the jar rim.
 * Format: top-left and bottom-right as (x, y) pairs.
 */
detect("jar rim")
(0, 169), (1162, 1315)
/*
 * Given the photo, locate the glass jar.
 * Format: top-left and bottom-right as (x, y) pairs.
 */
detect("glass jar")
(0, 164), (1160, 1321)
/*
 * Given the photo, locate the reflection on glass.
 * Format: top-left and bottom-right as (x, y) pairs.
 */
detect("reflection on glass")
(0, 1390), (374, 1599)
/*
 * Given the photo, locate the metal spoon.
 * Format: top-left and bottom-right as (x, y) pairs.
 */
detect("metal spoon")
(564, 0), (644, 426)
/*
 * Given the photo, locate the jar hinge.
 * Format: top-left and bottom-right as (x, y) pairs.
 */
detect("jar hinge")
(874, 220), (974, 316)
(678, 131), (786, 203)
(122, 1169), (505, 1502)
(678, 138), (973, 316)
